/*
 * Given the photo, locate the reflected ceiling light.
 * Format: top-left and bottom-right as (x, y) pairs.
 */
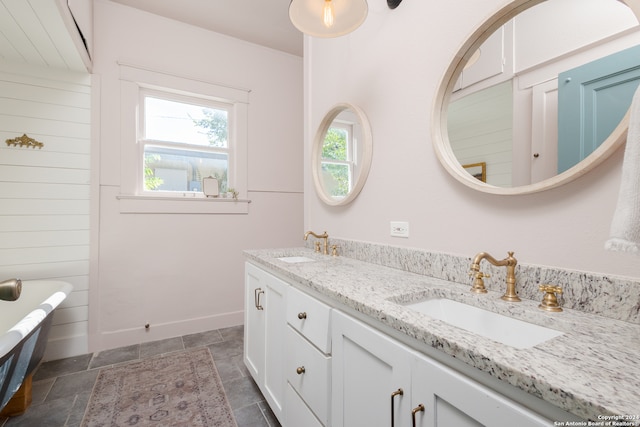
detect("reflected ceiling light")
(289, 0), (403, 38)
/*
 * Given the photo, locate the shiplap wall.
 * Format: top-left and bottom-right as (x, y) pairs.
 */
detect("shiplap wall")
(0, 64), (90, 360)
(447, 81), (513, 187)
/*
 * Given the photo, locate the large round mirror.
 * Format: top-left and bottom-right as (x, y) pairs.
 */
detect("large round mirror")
(312, 103), (373, 206)
(432, 0), (640, 195)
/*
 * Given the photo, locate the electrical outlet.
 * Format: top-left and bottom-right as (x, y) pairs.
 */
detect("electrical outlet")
(390, 221), (409, 238)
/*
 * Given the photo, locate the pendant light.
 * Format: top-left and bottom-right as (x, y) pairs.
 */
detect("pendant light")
(289, 0), (369, 38)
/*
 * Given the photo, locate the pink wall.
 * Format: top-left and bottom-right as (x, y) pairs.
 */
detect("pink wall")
(90, 0), (304, 351)
(304, 0), (640, 280)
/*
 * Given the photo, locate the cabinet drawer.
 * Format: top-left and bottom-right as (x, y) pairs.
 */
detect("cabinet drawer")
(286, 326), (331, 425)
(287, 286), (331, 353)
(285, 383), (324, 427)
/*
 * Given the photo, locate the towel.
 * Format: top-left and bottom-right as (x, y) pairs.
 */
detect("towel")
(605, 84), (640, 254)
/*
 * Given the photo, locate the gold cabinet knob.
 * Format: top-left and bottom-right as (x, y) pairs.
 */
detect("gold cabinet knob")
(298, 312), (307, 319)
(296, 366), (305, 375)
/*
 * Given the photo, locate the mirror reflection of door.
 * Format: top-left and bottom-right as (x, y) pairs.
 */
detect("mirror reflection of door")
(446, 0), (639, 188)
(557, 44), (640, 173)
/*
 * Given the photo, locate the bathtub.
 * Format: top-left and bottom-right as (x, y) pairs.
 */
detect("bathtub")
(0, 280), (73, 413)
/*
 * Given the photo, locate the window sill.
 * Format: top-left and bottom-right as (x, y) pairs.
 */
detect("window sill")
(117, 194), (250, 214)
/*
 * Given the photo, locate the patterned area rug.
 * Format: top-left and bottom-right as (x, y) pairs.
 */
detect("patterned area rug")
(81, 347), (237, 427)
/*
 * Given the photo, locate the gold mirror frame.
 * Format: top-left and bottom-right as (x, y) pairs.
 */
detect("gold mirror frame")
(432, 0), (640, 195)
(311, 103), (373, 206)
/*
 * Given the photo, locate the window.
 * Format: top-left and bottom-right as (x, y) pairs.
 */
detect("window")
(140, 92), (232, 195)
(321, 121), (355, 198)
(118, 64), (249, 214)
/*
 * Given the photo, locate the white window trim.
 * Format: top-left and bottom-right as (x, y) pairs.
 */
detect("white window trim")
(118, 63), (249, 214)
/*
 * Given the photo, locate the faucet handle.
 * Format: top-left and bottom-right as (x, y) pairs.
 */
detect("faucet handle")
(468, 271), (490, 279)
(469, 271), (489, 294)
(539, 284), (563, 312)
(539, 284), (562, 294)
(314, 241), (321, 252)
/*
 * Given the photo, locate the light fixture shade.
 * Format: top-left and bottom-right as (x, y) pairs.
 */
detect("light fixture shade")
(289, 0), (368, 38)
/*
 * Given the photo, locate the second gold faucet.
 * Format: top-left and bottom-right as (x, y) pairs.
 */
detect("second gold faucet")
(304, 230), (329, 255)
(470, 251), (520, 302)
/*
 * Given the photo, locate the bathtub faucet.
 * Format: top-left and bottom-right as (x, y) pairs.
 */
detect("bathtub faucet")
(0, 278), (22, 301)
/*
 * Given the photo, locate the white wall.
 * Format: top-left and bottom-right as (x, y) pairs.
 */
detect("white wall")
(304, 0), (640, 281)
(0, 63), (91, 360)
(90, 0), (303, 352)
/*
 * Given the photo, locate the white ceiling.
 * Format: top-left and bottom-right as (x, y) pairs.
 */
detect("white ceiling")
(109, 0), (304, 56)
(0, 0), (90, 72)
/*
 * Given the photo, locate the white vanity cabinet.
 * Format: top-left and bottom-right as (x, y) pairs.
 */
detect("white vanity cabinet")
(244, 262), (332, 427)
(245, 260), (571, 427)
(243, 262), (287, 422)
(332, 310), (552, 427)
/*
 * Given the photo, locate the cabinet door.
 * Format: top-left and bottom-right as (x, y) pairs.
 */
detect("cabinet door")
(243, 262), (287, 423)
(412, 354), (551, 427)
(244, 262), (266, 382)
(263, 273), (287, 420)
(332, 310), (412, 427)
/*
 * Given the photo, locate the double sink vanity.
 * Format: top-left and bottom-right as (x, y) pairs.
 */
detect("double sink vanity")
(243, 242), (640, 426)
(261, 0), (640, 425)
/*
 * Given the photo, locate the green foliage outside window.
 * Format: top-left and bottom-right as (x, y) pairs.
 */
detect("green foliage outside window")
(322, 128), (347, 160)
(144, 154), (163, 190)
(191, 109), (229, 147)
(321, 127), (349, 197)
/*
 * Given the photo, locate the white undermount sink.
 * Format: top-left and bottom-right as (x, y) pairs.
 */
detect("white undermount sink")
(277, 256), (315, 263)
(405, 298), (563, 349)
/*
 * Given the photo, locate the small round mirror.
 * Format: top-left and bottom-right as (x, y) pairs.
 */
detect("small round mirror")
(312, 103), (373, 206)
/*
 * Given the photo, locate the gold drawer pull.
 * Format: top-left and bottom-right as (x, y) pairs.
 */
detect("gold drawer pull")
(298, 312), (307, 319)
(390, 388), (403, 427)
(296, 366), (306, 375)
(412, 404), (425, 427)
(254, 288), (264, 310)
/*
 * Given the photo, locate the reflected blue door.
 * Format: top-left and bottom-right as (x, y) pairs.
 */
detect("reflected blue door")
(557, 44), (640, 173)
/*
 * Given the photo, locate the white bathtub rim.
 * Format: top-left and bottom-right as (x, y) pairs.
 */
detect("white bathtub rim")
(0, 280), (73, 359)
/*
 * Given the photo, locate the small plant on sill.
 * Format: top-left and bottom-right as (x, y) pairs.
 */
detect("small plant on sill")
(227, 188), (239, 200)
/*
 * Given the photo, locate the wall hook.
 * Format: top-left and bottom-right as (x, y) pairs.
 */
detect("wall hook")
(6, 134), (44, 149)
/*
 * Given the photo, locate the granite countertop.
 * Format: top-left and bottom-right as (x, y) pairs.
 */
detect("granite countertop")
(244, 247), (640, 422)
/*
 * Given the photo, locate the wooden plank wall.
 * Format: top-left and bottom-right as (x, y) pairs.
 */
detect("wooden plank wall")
(448, 81), (513, 187)
(0, 65), (90, 359)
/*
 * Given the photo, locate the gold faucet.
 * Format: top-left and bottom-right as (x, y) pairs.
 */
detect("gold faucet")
(304, 230), (329, 255)
(470, 251), (520, 302)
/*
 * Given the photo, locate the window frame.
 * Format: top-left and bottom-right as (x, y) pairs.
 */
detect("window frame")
(138, 89), (234, 197)
(118, 64), (249, 214)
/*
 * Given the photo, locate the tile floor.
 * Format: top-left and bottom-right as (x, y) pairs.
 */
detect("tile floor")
(0, 325), (281, 427)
